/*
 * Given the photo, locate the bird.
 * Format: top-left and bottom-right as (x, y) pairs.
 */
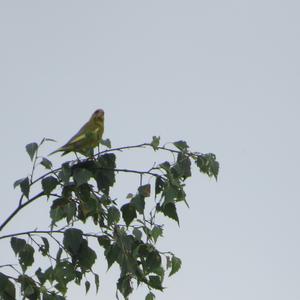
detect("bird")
(50, 109), (105, 156)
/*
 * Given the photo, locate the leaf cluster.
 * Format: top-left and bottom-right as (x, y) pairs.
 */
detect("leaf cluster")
(0, 137), (219, 300)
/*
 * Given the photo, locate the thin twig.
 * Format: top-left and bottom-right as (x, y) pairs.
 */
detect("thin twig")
(99, 143), (149, 155)
(113, 168), (162, 178)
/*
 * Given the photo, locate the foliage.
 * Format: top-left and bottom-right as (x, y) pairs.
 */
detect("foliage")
(0, 136), (219, 299)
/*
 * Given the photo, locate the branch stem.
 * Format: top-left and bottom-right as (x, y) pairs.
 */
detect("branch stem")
(0, 191), (45, 233)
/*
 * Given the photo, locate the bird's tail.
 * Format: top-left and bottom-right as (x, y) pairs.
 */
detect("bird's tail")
(48, 147), (65, 156)
(48, 149), (59, 156)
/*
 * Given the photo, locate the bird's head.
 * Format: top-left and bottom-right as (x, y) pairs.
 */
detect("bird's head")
(91, 109), (105, 124)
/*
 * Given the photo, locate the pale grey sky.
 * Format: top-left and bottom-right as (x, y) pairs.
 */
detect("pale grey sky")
(1, 1), (300, 299)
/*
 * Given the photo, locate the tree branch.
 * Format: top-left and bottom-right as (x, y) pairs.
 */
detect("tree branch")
(0, 191), (45, 233)
(0, 228), (109, 240)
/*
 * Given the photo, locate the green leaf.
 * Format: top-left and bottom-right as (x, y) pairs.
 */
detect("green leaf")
(173, 153), (191, 179)
(145, 251), (161, 272)
(76, 182), (92, 202)
(107, 206), (120, 226)
(54, 281), (67, 296)
(75, 270), (83, 285)
(50, 206), (64, 225)
(19, 244), (35, 271)
(145, 291), (155, 300)
(117, 233), (134, 253)
(35, 268), (47, 285)
(85, 281), (90, 294)
(117, 275), (133, 298)
(36, 267), (56, 288)
(18, 275), (39, 299)
(35, 268), (43, 282)
(0, 272), (16, 300)
(95, 154), (116, 194)
(142, 226), (151, 240)
(75, 271), (83, 285)
(40, 237), (50, 256)
(42, 176), (59, 196)
(151, 226), (163, 243)
(77, 190), (98, 220)
(150, 136), (160, 150)
(14, 177), (30, 198)
(40, 157), (53, 169)
(173, 140), (189, 151)
(210, 156), (219, 179)
(159, 203), (179, 225)
(159, 161), (171, 171)
(163, 183), (178, 204)
(66, 201), (76, 223)
(97, 235), (111, 249)
(63, 228), (83, 256)
(100, 138), (111, 148)
(138, 184), (151, 197)
(94, 274), (100, 293)
(132, 228), (142, 241)
(75, 266), (87, 285)
(73, 168), (92, 186)
(105, 243), (120, 270)
(121, 203), (137, 226)
(136, 243), (150, 258)
(20, 177), (30, 198)
(56, 248), (63, 262)
(196, 154), (208, 173)
(11, 237), (26, 255)
(148, 275), (163, 291)
(77, 240), (97, 270)
(131, 194), (145, 214)
(53, 261), (76, 285)
(26, 142), (38, 161)
(59, 163), (72, 184)
(152, 265), (165, 281)
(196, 153), (219, 180)
(155, 176), (164, 197)
(169, 256), (182, 276)
(44, 266), (55, 284)
(13, 177), (26, 189)
(50, 197), (71, 223)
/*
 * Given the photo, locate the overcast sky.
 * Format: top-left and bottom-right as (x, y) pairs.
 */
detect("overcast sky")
(1, 1), (300, 299)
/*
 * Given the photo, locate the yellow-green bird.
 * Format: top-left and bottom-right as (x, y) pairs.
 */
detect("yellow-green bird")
(50, 109), (105, 156)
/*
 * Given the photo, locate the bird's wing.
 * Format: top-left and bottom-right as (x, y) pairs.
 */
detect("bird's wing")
(63, 121), (91, 146)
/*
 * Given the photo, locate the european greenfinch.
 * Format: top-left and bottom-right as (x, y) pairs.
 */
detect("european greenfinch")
(50, 109), (104, 156)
